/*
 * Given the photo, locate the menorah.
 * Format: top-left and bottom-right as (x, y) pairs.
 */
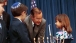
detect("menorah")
(33, 36), (55, 43)
(34, 37), (45, 43)
(33, 24), (71, 43)
(33, 24), (55, 43)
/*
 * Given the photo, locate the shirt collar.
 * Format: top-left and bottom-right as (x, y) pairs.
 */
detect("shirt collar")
(32, 21), (34, 27)
(16, 18), (22, 22)
(19, 19), (22, 22)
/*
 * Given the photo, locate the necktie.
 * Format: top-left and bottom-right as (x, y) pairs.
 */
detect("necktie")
(33, 24), (35, 32)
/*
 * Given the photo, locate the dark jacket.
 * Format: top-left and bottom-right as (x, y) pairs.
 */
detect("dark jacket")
(3, 11), (10, 29)
(0, 19), (7, 43)
(9, 18), (31, 43)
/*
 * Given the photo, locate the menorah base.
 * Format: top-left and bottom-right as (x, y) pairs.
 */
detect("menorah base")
(56, 39), (73, 43)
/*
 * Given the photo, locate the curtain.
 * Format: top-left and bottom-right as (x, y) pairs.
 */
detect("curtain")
(5, 0), (76, 43)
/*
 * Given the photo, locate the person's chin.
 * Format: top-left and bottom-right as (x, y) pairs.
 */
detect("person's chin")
(36, 23), (40, 25)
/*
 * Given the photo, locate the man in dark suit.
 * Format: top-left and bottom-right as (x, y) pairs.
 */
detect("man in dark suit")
(0, 0), (10, 29)
(9, 2), (31, 43)
(0, 4), (7, 43)
(0, 19), (7, 43)
(0, 0), (10, 43)
(24, 7), (46, 43)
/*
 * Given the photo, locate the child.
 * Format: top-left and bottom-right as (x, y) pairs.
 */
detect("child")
(55, 14), (73, 43)
(9, 2), (31, 43)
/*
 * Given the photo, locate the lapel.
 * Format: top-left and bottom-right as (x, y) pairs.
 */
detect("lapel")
(2, 20), (4, 42)
(0, 19), (6, 42)
(3, 12), (5, 20)
(3, 12), (7, 23)
(28, 17), (34, 39)
(2, 11), (8, 22)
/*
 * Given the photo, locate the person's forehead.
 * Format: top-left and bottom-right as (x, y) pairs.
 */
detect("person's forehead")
(34, 13), (42, 16)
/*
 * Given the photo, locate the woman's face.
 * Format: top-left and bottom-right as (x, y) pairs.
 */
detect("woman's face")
(55, 20), (62, 29)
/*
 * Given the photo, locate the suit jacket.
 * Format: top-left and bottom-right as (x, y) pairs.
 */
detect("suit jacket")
(3, 11), (10, 43)
(3, 11), (10, 29)
(0, 19), (7, 43)
(24, 15), (46, 43)
(9, 18), (31, 43)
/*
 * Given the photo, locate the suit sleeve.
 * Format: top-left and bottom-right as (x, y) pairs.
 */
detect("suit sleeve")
(16, 24), (31, 43)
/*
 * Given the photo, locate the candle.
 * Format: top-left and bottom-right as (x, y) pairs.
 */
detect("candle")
(34, 38), (36, 43)
(47, 37), (49, 43)
(48, 24), (51, 36)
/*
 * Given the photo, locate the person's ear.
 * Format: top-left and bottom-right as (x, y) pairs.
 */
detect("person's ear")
(23, 11), (26, 14)
(4, 1), (7, 6)
(21, 11), (25, 16)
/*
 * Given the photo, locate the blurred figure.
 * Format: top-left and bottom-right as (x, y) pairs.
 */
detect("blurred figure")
(55, 14), (73, 43)
(0, 3), (7, 43)
(9, 2), (31, 43)
(0, 0), (10, 29)
(0, 0), (10, 43)
(24, 7), (46, 43)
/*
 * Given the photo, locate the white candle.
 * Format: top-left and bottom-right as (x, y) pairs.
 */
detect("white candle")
(48, 24), (51, 36)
